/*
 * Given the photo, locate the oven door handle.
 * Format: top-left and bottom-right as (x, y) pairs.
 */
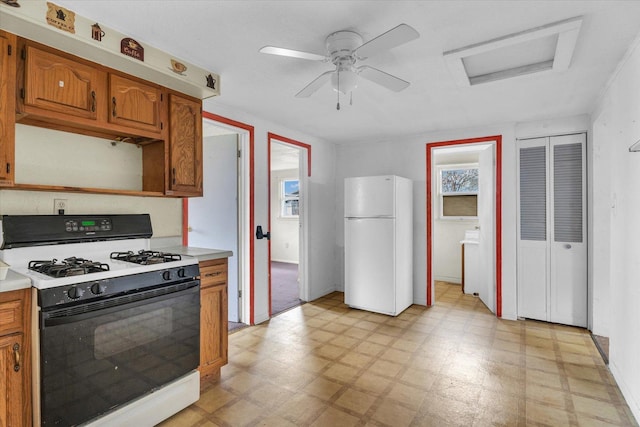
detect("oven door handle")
(41, 281), (199, 328)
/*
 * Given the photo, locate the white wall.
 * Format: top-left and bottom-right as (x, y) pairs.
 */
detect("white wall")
(433, 220), (477, 283)
(590, 33), (640, 421)
(204, 101), (337, 324)
(270, 168), (299, 263)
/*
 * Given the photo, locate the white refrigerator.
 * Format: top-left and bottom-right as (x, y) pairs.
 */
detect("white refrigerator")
(344, 175), (413, 316)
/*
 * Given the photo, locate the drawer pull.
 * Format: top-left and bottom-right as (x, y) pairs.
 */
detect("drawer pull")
(91, 91), (96, 112)
(112, 97), (117, 117)
(204, 272), (222, 277)
(13, 343), (20, 372)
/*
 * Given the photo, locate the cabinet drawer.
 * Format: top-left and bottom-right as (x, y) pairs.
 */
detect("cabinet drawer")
(200, 259), (227, 288)
(0, 292), (25, 336)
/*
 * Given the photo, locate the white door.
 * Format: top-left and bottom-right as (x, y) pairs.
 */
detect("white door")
(517, 134), (587, 327)
(345, 176), (396, 217)
(549, 134), (587, 327)
(189, 134), (240, 322)
(345, 218), (395, 314)
(477, 145), (495, 313)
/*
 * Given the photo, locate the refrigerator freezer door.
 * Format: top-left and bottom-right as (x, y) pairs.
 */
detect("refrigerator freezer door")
(345, 176), (395, 218)
(345, 217), (395, 315)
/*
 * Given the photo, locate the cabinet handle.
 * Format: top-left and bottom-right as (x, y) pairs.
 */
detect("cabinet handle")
(112, 97), (117, 117)
(91, 91), (96, 112)
(13, 343), (20, 372)
(205, 272), (222, 277)
(172, 168), (176, 185)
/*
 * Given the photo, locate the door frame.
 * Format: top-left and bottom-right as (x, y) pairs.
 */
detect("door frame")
(426, 135), (503, 317)
(267, 132), (311, 316)
(183, 111), (256, 324)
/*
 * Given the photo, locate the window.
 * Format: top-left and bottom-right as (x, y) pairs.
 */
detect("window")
(439, 166), (478, 218)
(281, 179), (299, 217)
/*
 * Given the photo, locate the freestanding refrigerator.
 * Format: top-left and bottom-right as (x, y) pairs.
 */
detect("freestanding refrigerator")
(344, 175), (413, 316)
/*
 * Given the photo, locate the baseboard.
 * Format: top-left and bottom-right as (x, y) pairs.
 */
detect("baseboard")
(271, 259), (299, 264)
(609, 360), (640, 424)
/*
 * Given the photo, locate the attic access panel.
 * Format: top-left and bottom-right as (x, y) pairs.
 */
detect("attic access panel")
(444, 17), (582, 86)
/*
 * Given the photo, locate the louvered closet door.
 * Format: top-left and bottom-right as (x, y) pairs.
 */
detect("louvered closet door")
(549, 134), (587, 327)
(517, 134), (587, 328)
(517, 138), (549, 321)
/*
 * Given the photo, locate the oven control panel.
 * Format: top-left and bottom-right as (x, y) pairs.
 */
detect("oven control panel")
(65, 218), (112, 233)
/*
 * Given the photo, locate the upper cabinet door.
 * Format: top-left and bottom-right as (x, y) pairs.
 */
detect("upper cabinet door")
(23, 46), (100, 120)
(108, 74), (163, 134)
(168, 94), (202, 195)
(0, 32), (16, 186)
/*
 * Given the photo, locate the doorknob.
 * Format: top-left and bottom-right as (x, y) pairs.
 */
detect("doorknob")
(256, 225), (270, 240)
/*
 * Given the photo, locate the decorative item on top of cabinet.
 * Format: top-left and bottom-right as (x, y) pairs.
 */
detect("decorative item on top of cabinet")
(199, 258), (228, 380)
(108, 73), (163, 134)
(0, 30), (17, 186)
(167, 93), (202, 196)
(0, 288), (32, 427)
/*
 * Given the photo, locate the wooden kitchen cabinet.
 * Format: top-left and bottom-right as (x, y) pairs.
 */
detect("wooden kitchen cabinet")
(0, 289), (32, 427)
(199, 258), (228, 379)
(0, 31), (16, 186)
(167, 93), (203, 196)
(20, 43), (104, 121)
(108, 73), (164, 134)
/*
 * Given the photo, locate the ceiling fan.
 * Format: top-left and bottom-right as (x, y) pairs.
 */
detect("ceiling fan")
(259, 24), (420, 109)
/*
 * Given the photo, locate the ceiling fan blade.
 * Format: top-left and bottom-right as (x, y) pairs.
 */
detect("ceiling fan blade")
(295, 71), (333, 98)
(259, 46), (327, 61)
(358, 66), (410, 92)
(354, 24), (420, 59)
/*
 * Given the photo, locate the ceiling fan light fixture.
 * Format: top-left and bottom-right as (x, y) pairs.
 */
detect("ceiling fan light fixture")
(332, 68), (358, 95)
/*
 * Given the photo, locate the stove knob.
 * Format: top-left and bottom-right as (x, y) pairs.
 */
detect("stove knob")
(67, 286), (84, 300)
(163, 270), (172, 281)
(177, 268), (186, 278)
(90, 282), (106, 295)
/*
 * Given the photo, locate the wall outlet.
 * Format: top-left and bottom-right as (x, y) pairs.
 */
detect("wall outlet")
(54, 199), (67, 214)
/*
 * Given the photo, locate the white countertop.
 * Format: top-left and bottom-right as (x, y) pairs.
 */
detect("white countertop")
(0, 269), (32, 293)
(156, 246), (233, 263)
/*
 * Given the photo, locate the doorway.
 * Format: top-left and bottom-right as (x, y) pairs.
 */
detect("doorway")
(186, 112), (254, 328)
(426, 136), (502, 316)
(268, 133), (310, 317)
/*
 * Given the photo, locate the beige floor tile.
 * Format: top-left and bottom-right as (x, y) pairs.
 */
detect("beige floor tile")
(275, 393), (327, 425)
(367, 358), (403, 378)
(525, 401), (571, 425)
(253, 415), (298, 427)
(525, 383), (569, 408)
(213, 399), (263, 427)
(526, 367), (563, 388)
(334, 387), (377, 415)
(247, 383), (295, 409)
(323, 362), (360, 383)
(339, 351), (374, 369)
(310, 406), (360, 427)
(371, 399), (417, 427)
(303, 376), (344, 401)
(195, 386), (237, 413)
(353, 371), (393, 395)
(572, 394), (622, 423)
(385, 382), (427, 411)
(567, 377), (613, 400)
(564, 362), (606, 383)
(380, 347), (413, 364)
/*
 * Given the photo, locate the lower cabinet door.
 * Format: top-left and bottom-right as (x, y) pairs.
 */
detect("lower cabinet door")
(200, 284), (228, 377)
(0, 333), (25, 427)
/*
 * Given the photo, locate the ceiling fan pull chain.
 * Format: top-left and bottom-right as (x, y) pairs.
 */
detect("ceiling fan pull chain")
(350, 92), (353, 106)
(337, 69), (341, 110)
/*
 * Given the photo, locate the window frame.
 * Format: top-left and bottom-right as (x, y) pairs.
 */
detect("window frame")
(280, 178), (300, 218)
(437, 163), (479, 220)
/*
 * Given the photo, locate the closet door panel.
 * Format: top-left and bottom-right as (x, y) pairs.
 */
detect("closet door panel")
(550, 134), (587, 327)
(517, 138), (549, 321)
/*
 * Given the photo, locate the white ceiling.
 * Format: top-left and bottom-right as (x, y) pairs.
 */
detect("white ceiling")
(55, 1), (640, 144)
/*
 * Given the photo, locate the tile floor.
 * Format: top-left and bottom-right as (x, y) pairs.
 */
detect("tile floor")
(159, 282), (638, 426)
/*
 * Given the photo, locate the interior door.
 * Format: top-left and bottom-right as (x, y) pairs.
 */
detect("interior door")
(549, 134), (587, 327)
(189, 133), (240, 322)
(517, 138), (549, 321)
(477, 145), (495, 313)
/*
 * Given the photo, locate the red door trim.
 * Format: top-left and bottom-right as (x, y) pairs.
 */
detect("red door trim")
(426, 135), (503, 317)
(267, 132), (311, 317)
(183, 111), (256, 325)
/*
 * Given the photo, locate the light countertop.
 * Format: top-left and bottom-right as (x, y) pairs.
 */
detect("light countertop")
(157, 246), (233, 263)
(0, 270), (32, 293)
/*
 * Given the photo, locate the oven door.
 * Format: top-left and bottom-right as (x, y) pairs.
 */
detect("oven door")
(39, 281), (200, 426)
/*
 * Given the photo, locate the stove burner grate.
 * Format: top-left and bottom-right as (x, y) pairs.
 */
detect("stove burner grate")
(29, 258), (111, 278)
(110, 250), (182, 265)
